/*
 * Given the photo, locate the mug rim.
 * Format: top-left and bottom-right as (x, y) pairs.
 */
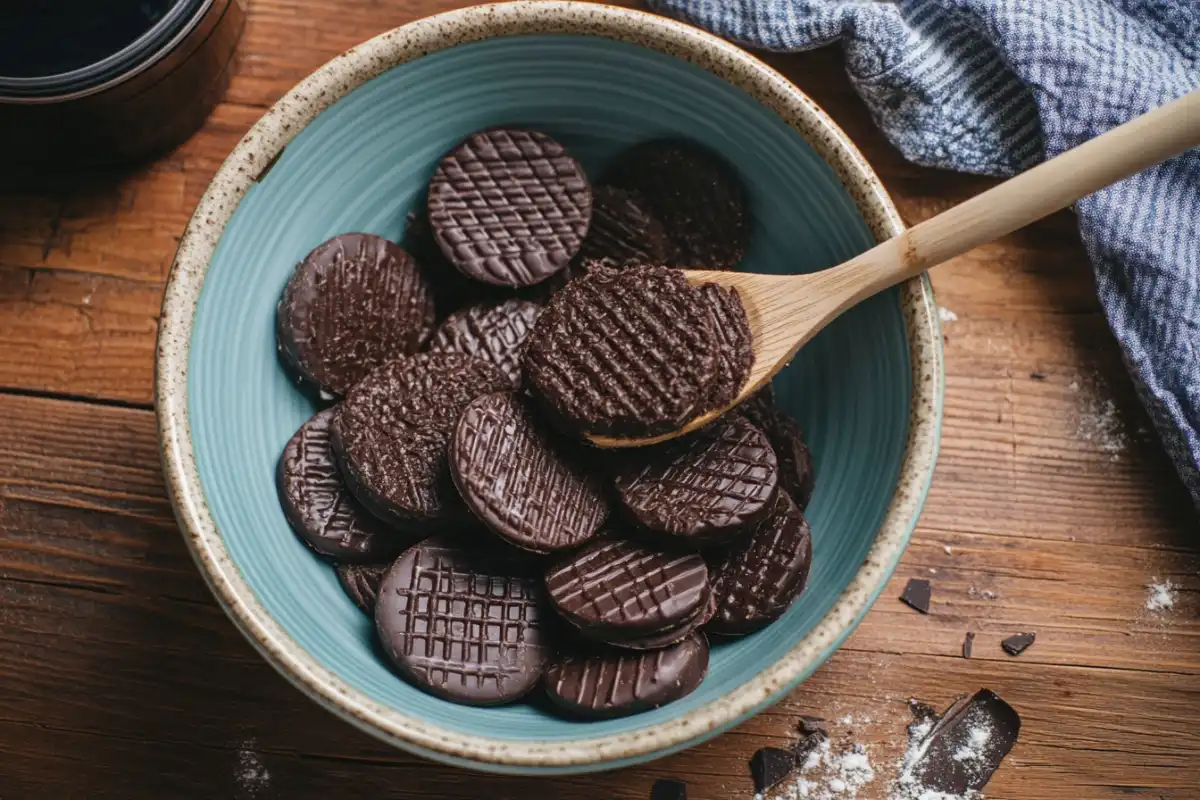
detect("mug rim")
(155, 0), (943, 771)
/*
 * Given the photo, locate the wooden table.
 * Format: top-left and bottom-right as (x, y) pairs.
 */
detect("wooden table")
(1, 2), (1196, 798)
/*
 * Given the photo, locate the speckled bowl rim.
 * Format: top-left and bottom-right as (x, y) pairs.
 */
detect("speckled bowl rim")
(156, 0), (943, 772)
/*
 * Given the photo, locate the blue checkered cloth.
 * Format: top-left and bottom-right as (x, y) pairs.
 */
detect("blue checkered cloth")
(650, 0), (1200, 509)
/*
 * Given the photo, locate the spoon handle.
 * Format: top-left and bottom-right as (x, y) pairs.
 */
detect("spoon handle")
(829, 88), (1200, 307)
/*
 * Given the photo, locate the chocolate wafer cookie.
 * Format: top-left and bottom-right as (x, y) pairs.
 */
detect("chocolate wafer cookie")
(427, 128), (592, 287)
(602, 587), (715, 650)
(428, 298), (543, 387)
(375, 535), (550, 705)
(613, 415), (779, 544)
(451, 392), (608, 554)
(276, 409), (406, 563)
(277, 233), (436, 396)
(523, 265), (719, 437)
(544, 538), (709, 640)
(543, 633), (709, 719)
(605, 140), (749, 269)
(336, 563), (388, 614)
(700, 283), (754, 410)
(738, 387), (816, 510)
(708, 492), (813, 635)
(576, 185), (670, 266)
(332, 353), (509, 530)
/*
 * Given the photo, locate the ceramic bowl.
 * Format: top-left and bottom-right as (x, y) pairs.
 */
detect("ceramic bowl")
(156, 0), (942, 775)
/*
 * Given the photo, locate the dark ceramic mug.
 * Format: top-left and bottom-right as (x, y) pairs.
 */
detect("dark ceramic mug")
(0, 0), (246, 166)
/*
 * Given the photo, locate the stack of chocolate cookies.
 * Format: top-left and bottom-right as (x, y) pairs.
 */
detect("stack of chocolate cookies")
(274, 128), (816, 717)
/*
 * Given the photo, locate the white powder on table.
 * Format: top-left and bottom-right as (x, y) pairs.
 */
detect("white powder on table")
(938, 307), (958, 323)
(1146, 580), (1177, 612)
(237, 740), (271, 796)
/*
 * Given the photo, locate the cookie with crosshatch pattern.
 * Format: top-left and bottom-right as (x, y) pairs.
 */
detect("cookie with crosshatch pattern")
(544, 538), (709, 645)
(374, 535), (550, 705)
(276, 233), (436, 397)
(612, 415), (779, 545)
(276, 408), (408, 564)
(450, 391), (608, 554)
(428, 298), (543, 387)
(522, 264), (720, 437)
(427, 128), (592, 287)
(707, 492), (813, 635)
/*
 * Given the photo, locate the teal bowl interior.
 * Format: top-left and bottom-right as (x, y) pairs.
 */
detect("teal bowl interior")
(189, 34), (910, 763)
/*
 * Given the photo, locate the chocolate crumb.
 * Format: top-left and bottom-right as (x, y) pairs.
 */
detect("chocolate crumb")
(963, 631), (976, 659)
(900, 578), (933, 614)
(651, 778), (687, 800)
(798, 715), (828, 737)
(1030, 372), (1047, 381)
(750, 747), (796, 794)
(1001, 632), (1035, 656)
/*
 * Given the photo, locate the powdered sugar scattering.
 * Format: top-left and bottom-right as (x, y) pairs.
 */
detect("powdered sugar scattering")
(952, 724), (993, 764)
(938, 307), (958, 323)
(783, 737), (876, 799)
(1146, 580), (1177, 613)
(237, 741), (270, 796)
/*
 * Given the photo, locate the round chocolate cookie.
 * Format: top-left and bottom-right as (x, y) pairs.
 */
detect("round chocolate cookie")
(699, 283), (754, 411)
(375, 535), (551, 705)
(601, 586), (714, 650)
(708, 493), (813, 635)
(613, 415), (779, 544)
(276, 233), (436, 396)
(522, 265), (719, 437)
(737, 387), (815, 510)
(543, 632), (709, 719)
(451, 392), (608, 554)
(336, 563), (388, 615)
(332, 353), (510, 530)
(276, 409), (407, 563)
(769, 414), (816, 510)
(576, 185), (670, 266)
(604, 140), (749, 269)
(544, 538), (709, 640)
(428, 298), (543, 387)
(427, 128), (592, 287)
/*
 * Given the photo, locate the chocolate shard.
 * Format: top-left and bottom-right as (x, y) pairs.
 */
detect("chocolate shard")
(962, 631), (976, 659)
(902, 689), (1021, 795)
(650, 778), (688, 800)
(1001, 632), (1035, 656)
(908, 699), (940, 725)
(750, 747), (796, 794)
(900, 578), (932, 614)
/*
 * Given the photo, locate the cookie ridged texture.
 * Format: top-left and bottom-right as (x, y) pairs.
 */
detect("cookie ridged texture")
(543, 633), (709, 719)
(429, 298), (543, 387)
(708, 493), (813, 635)
(276, 233), (436, 396)
(700, 283), (754, 411)
(427, 129), (592, 287)
(596, 586), (714, 650)
(451, 392), (608, 554)
(523, 265), (719, 437)
(275, 409), (405, 563)
(375, 535), (550, 706)
(336, 563), (388, 614)
(332, 353), (510, 527)
(613, 416), (779, 544)
(576, 185), (670, 266)
(739, 386), (815, 510)
(605, 140), (749, 269)
(544, 538), (709, 636)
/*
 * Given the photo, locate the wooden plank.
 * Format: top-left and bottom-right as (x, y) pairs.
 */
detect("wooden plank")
(1, 392), (1197, 798)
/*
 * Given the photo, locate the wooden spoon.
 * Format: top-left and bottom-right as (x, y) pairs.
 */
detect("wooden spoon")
(590, 88), (1200, 448)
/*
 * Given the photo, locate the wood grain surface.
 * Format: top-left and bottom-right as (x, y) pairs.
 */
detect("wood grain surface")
(0, 2), (1196, 799)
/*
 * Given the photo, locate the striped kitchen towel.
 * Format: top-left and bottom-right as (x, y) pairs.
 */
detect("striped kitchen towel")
(649, 0), (1200, 509)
